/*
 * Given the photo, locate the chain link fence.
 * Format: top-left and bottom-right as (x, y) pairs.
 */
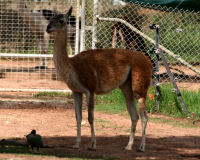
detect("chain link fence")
(85, 0), (200, 85)
(0, 0), (200, 92)
(0, 0), (77, 92)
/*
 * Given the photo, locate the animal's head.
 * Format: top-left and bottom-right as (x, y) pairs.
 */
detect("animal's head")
(30, 129), (36, 135)
(46, 6), (72, 33)
(25, 129), (36, 139)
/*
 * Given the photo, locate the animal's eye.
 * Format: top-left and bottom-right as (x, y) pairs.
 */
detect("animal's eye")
(59, 19), (64, 24)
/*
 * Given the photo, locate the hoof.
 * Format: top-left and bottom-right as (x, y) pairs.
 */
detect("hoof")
(88, 147), (96, 151)
(124, 146), (132, 151)
(137, 148), (145, 152)
(88, 142), (96, 151)
(72, 144), (80, 149)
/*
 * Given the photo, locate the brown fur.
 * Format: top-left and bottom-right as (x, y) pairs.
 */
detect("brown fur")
(46, 7), (152, 151)
(70, 49), (152, 96)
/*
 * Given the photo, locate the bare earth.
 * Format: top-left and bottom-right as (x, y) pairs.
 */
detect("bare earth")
(0, 100), (200, 160)
(0, 61), (200, 159)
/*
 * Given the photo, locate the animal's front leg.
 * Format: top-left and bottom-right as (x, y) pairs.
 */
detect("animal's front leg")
(72, 92), (83, 149)
(86, 92), (96, 151)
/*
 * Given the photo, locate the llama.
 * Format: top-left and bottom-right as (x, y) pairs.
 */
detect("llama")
(111, 16), (147, 52)
(46, 7), (152, 152)
(16, 0), (77, 68)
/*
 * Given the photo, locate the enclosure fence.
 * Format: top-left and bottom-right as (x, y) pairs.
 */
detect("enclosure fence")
(0, 0), (200, 93)
(0, 0), (78, 92)
(85, 0), (200, 84)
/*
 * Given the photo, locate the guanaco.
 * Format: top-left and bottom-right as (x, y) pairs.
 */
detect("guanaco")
(46, 6), (152, 152)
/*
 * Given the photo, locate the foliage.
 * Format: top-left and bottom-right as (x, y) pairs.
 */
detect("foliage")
(148, 11), (200, 64)
(95, 84), (200, 118)
(95, 4), (146, 49)
(34, 92), (72, 98)
(149, 84), (200, 117)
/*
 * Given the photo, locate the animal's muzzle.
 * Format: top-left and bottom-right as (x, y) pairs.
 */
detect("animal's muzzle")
(46, 25), (52, 33)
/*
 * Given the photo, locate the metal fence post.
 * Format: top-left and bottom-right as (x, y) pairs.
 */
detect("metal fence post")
(149, 24), (161, 112)
(151, 24), (189, 117)
(75, 0), (81, 55)
(80, 0), (86, 52)
(92, 0), (99, 49)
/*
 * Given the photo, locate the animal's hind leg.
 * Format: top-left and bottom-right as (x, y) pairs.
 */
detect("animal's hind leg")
(137, 97), (148, 152)
(120, 80), (139, 150)
(132, 69), (151, 152)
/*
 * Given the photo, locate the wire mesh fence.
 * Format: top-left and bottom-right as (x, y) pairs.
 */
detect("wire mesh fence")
(0, 0), (200, 92)
(85, 0), (200, 84)
(0, 0), (77, 92)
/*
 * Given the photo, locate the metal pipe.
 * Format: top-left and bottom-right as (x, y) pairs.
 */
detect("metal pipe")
(75, 0), (80, 54)
(80, 0), (86, 52)
(92, 0), (99, 49)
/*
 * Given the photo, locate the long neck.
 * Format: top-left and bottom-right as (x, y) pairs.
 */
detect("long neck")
(53, 28), (72, 77)
(53, 28), (69, 60)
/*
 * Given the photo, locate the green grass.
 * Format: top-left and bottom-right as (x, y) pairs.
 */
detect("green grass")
(95, 89), (126, 114)
(34, 92), (72, 98)
(149, 117), (195, 128)
(148, 84), (200, 118)
(33, 84), (200, 119)
(95, 84), (200, 118)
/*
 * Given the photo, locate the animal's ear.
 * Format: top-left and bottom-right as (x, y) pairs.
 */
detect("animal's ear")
(53, 7), (59, 16)
(65, 6), (73, 20)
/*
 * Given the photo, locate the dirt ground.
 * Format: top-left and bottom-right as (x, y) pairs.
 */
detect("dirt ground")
(0, 99), (200, 160)
(0, 61), (200, 159)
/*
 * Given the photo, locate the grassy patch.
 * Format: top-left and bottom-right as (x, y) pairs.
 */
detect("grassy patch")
(95, 119), (111, 124)
(95, 84), (200, 118)
(95, 118), (117, 130)
(149, 117), (195, 128)
(33, 85), (200, 120)
(95, 89), (126, 114)
(147, 84), (200, 118)
(34, 92), (72, 98)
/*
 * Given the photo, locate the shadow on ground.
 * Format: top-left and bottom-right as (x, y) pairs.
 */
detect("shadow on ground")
(1, 135), (200, 159)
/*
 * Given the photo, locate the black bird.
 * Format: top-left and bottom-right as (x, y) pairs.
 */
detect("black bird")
(26, 129), (43, 151)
